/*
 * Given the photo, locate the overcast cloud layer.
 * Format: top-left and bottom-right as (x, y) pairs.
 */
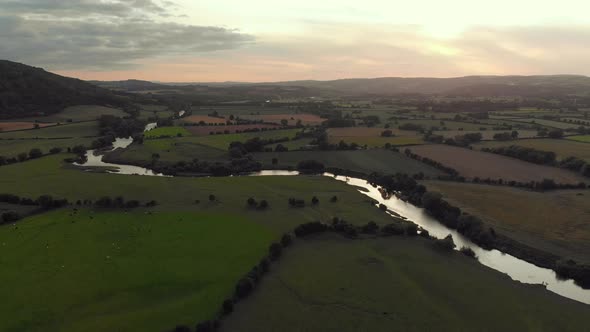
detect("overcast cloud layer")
(1, 0), (590, 81)
(0, 0), (253, 70)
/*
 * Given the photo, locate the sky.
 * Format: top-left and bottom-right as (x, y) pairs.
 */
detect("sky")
(1, 0), (590, 82)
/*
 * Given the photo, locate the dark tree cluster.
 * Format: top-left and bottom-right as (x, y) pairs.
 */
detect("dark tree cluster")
(555, 259), (590, 288)
(433, 234), (456, 252)
(229, 136), (291, 156)
(367, 172), (496, 249)
(482, 145), (556, 165)
(309, 129), (359, 151)
(492, 131), (519, 141)
(296, 160), (325, 174)
(470, 176), (586, 191)
(294, 222), (328, 237)
(403, 149), (460, 178)
(381, 221), (418, 236)
(288, 198), (305, 208)
(444, 132), (483, 147)
(246, 197), (269, 210)
(98, 115), (146, 138)
(94, 196), (143, 209)
(482, 145), (590, 180)
(191, 233), (296, 332)
(0, 194), (69, 225)
(143, 157), (262, 177)
(330, 217), (358, 238)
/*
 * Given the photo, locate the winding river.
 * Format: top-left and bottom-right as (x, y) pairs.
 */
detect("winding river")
(75, 130), (590, 305)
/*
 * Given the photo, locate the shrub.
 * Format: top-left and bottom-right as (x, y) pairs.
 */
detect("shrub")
(95, 196), (113, 208)
(361, 221), (379, 234)
(405, 223), (418, 236)
(247, 197), (257, 207)
(1, 211), (20, 224)
(294, 222), (328, 237)
(71, 145), (87, 155)
(222, 298), (234, 315)
(269, 242), (282, 260)
(330, 195), (338, 203)
(434, 234), (456, 252)
(258, 257), (270, 273)
(171, 326), (191, 332)
(124, 200), (140, 208)
(195, 320), (219, 332)
(378, 203), (387, 211)
(258, 200), (268, 210)
(460, 246), (477, 258)
(288, 198), (305, 208)
(145, 200), (157, 207)
(311, 196), (319, 205)
(235, 277), (254, 298)
(209, 194), (216, 202)
(296, 160), (325, 174)
(49, 147), (63, 154)
(280, 233), (292, 247)
(28, 148), (43, 159)
(381, 222), (405, 235)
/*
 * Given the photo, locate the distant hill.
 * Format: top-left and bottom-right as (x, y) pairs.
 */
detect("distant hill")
(90, 79), (169, 92)
(95, 75), (590, 98)
(0, 60), (126, 119)
(262, 75), (590, 96)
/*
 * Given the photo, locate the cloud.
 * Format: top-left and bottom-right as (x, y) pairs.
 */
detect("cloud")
(0, 0), (254, 70)
(1, 0), (168, 18)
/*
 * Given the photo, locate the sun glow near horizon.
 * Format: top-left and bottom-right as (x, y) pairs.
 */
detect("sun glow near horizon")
(3, 0), (590, 81)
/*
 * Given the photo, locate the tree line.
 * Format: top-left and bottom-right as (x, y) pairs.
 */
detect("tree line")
(366, 172), (590, 288)
(482, 145), (590, 179)
(174, 214), (477, 332)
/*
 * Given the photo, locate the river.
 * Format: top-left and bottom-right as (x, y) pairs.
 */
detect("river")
(74, 132), (590, 305)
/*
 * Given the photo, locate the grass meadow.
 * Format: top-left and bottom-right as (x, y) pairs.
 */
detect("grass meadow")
(221, 234), (590, 332)
(0, 210), (273, 332)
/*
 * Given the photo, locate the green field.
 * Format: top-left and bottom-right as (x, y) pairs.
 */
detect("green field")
(475, 138), (590, 162)
(395, 119), (498, 131)
(14, 105), (128, 123)
(328, 135), (424, 147)
(194, 129), (302, 150)
(423, 181), (590, 264)
(221, 234), (590, 332)
(107, 140), (229, 164)
(434, 129), (539, 140)
(0, 154), (397, 232)
(0, 209), (273, 332)
(0, 137), (96, 158)
(510, 118), (586, 130)
(252, 149), (445, 177)
(0, 121), (99, 139)
(105, 129), (305, 165)
(144, 126), (191, 138)
(191, 106), (291, 117)
(567, 135), (590, 143)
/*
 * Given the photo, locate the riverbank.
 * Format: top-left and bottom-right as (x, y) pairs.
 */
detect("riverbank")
(80, 138), (590, 299)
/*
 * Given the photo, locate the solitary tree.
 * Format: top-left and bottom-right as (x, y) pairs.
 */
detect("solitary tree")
(311, 196), (319, 205)
(247, 197), (257, 207)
